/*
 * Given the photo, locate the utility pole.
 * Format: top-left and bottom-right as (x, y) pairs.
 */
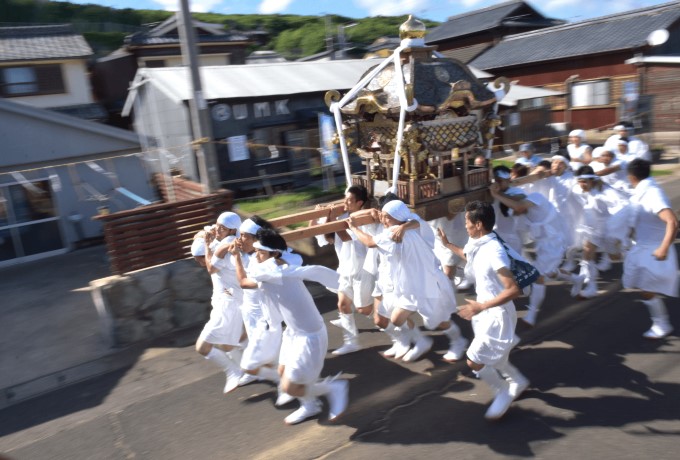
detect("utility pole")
(177, 0), (220, 193)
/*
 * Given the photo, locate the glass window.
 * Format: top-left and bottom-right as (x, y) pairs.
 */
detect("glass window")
(3, 67), (38, 95)
(19, 220), (64, 256)
(571, 80), (610, 107)
(8, 181), (57, 224)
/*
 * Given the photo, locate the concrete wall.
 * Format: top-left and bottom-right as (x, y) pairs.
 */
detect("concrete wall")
(90, 258), (212, 347)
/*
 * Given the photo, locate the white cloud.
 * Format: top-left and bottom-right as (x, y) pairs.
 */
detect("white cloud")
(459, 0), (486, 7)
(354, 0), (431, 17)
(258, 0), (295, 15)
(151, 0), (223, 13)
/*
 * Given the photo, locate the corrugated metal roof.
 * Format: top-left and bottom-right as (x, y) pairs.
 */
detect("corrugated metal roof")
(134, 59), (386, 103)
(0, 24), (93, 62)
(426, 0), (538, 44)
(471, 1), (680, 70)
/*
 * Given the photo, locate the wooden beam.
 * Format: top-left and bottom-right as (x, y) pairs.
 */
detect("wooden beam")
(268, 201), (344, 228)
(281, 212), (377, 242)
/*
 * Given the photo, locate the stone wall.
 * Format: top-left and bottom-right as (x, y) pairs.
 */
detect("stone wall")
(90, 258), (212, 347)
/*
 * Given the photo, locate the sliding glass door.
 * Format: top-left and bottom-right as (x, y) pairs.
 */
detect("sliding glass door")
(0, 179), (65, 264)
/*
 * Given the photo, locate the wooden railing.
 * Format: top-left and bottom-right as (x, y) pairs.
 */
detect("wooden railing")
(153, 173), (206, 202)
(95, 187), (233, 274)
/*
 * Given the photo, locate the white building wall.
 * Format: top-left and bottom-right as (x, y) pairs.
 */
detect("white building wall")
(134, 83), (197, 182)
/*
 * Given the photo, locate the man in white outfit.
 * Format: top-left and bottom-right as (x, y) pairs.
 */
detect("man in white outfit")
(232, 228), (349, 425)
(621, 159), (678, 338)
(233, 216), (296, 404)
(604, 124), (651, 162)
(566, 129), (592, 172)
(443, 200), (529, 420)
(312, 185), (376, 356)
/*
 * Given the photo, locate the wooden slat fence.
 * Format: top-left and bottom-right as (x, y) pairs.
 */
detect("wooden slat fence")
(153, 173), (207, 202)
(95, 182), (233, 274)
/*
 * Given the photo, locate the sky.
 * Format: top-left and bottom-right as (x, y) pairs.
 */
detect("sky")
(62, 0), (675, 23)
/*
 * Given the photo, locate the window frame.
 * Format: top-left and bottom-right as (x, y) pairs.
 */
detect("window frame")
(570, 79), (611, 108)
(0, 64), (65, 97)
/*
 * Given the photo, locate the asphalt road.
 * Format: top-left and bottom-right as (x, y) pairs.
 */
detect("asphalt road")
(1, 265), (679, 460)
(1, 165), (680, 460)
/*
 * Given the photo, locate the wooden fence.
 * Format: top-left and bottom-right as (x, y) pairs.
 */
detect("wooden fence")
(95, 177), (232, 274)
(153, 173), (206, 202)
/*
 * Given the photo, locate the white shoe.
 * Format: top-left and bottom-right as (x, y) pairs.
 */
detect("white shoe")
(223, 369), (243, 394)
(329, 318), (343, 329)
(275, 391), (296, 407)
(284, 400), (322, 425)
(485, 386), (514, 420)
(332, 341), (362, 356)
(455, 276), (472, 290)
(238, 373), (259, 387)
(402, 336), (433, 362)
(382, 342), (399, 358)
(579, 281), (598, 298)
(508, 376), (530, 399)
(643, 323), (673, 339)
(522, 309), (538, 327)
(392, 340), (411, 360)
(570, 275), (585, 297)
(595, 255), (612, 272)
(327, 379), (349, 422)
(442, 336), (469, 362)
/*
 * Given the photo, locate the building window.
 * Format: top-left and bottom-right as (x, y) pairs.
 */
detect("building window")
(517, 97), (545, 110)
(571, 80), (610, 107)
(0, 64), (65, 97)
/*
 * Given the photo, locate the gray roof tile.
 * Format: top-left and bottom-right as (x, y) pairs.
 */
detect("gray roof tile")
(0, 24), (92, 62)
(471, 1), (680, 70)
(425, 0), (559, 44)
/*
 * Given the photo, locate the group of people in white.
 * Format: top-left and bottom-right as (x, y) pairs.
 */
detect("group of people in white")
(187, 123), (677, 423)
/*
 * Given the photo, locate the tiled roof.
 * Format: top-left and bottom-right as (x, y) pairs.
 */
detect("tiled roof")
(0, 24), (92, 62)
(471, 1), (680, 70)
(439, 42), (494, 64)
(425, 0), (561, 44)
(126, 33), (249, 46)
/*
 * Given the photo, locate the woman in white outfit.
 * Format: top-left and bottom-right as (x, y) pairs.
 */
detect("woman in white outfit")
(349, 201), (468, 364)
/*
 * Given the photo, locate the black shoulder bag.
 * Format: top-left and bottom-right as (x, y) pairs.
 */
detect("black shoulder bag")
(492, 231), (540, 289)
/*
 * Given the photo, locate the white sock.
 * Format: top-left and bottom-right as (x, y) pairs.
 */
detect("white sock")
(205, 347), (231, 372)
(340, 312), (358, 337)
(258, 366), (280, 383)
(528, 283), (546, 311)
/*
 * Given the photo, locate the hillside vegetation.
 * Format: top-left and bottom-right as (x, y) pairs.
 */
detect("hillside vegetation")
(0, 0), (439, 58)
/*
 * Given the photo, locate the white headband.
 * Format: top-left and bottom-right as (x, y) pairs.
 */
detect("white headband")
(253, 241), (282, 253)
(494, 170), (511, 179)
(577, 174), (599, 180)
(551, 155), (570, 165)
(382, 200), (412, 222)
(239, 218), (262, 236)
